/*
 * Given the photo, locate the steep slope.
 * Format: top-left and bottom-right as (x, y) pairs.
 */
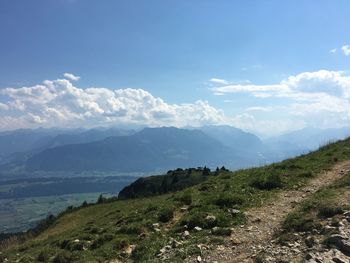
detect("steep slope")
(192, 160), (350, 263)
(26, 127), (239, 172)
(2, 138), (350, 263)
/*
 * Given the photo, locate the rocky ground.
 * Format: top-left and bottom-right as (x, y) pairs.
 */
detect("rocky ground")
(178, 160), (350, 263)
(254, 210), (350, 263)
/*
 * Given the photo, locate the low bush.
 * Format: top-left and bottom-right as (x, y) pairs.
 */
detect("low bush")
(251, 173), (282, 190)
(214, 193), (244, 208)
(145, 204), (158, 212)
(317, 205), (343, 218)
(282, 212), (321, 232)
(37, 249), (50, 262)
(211, 227), (232, 236)
(52, 251), (71, 263)
(174, 192), (192, 205)
(113, 239), (129, 250)
(158, 207), (174, 223)
(118, 224), (144, 235)
(181, 211), (216, 229)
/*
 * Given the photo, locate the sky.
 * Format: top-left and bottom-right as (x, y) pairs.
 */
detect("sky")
(0, 0), (350, 136)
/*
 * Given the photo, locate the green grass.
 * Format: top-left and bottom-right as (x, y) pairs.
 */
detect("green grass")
(1, 138), (350, 262)
(278, 170), (350, 244)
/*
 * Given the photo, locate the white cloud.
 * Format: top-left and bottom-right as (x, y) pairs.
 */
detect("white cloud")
(209, 78), (228, 85)
(330, 48), (337, 54)
(228, 113), (306, 135)
(212, 83), (288, 97)
(212, 70), (350, 99)
(0, 77), (227, 131)
(245, 106), (273, 112)
(341, 45), (350, 56)
(0, 102), (9, 110)
(63, 73), (80, 81)
(211, 70), (350, 132)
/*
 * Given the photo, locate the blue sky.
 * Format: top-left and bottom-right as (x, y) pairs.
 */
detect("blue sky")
(1, 0), (350, 135)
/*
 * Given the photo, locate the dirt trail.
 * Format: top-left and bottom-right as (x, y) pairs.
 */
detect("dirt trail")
(190, 160), (350, 263)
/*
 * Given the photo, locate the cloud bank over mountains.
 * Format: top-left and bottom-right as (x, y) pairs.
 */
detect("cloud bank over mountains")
(0, 74), (226, 131)
(211, 70), (350, 133)
(0, 70), (350, 135)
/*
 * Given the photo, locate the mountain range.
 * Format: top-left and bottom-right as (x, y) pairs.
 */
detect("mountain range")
(0, 125), (349, 176)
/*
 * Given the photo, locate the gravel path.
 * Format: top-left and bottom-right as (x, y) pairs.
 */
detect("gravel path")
(187, 160), (350, 263)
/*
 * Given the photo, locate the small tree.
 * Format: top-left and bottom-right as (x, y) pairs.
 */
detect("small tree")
(161, 177), (169, 193)
(97, 194), (106, 204)
(202, 166), (211, 176)
(172, 173), (179, 184)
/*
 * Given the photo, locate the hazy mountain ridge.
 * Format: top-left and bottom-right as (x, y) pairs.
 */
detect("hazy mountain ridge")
(1, 125), (350, 176)
(26, 127), (241, 172)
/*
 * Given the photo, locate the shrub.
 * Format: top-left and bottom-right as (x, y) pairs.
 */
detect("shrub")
(282, 212), (321, 232)
(211, 227), (232, 236)
(118, 224), (143, 235)
(91, 237), (104, 249)
(182, 212), (203, 229)
(145, 204), (158, 212)
(132, 243), (153, 261)
(251, 173), (282, 190)
(174, 192), (192, 205)
(97, 194), (106, 204)
(37, 249), (50, 262)
(317, 205), (343, 218)
(182, 211), (216, 229)
(198, 183), (213, 192)
(214, 193), (244, 208)
(298, 171), (313, 178)
(90, 233), (114, 249)
(158, 207), (174, 223)
(113, 239), (129, 250)
(131, 238), (164, 262)
(52, 251), (71, 263)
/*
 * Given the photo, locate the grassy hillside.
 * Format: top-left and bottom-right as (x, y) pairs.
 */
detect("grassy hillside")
(1, 138), (350, 263)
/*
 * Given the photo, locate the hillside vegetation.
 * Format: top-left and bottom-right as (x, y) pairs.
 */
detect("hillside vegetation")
(1, 138), (350, 262)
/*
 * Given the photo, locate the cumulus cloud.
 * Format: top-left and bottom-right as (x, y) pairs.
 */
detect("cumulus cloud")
(63, 73), (80, 81)
(0, 102), (9, 110)
(211, 70), (350, 132)
(229, 113), (306, 135)
(0, 77), (226, 131)
(341, 45), (350, 56)
(330, 48), (337, 54)
(212, 70), (350, 98)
